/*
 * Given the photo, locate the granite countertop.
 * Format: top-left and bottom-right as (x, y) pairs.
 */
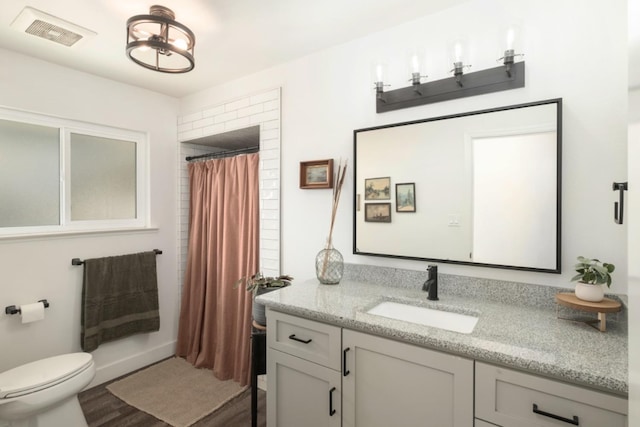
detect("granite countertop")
(257, 277), (628, 396)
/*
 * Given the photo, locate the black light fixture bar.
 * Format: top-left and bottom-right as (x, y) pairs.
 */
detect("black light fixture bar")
(376, 61), (525, 113)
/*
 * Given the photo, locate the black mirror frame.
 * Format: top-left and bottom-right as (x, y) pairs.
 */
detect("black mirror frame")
(353, 98), (562, 274)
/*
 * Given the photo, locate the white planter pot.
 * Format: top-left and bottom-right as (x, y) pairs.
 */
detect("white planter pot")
(575, 282), (606, 302)
(252, 287), (279, 326)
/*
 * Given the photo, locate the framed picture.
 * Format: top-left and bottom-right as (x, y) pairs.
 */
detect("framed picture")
(300, 159), (333, 189)
(396, 183), (416, 212)
(364, 177), (391, 200)
(365, 203), (392, 223)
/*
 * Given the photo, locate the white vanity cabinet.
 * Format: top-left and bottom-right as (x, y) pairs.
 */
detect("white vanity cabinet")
(266, 309), (627, 427)
(342, 329), (474, 427)
(266, 310), (342, 427)
(266, 309), (473, 427)
(475, 362), (628, 427)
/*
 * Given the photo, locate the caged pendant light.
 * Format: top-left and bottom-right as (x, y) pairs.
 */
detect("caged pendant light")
(126, 5), (195, 73)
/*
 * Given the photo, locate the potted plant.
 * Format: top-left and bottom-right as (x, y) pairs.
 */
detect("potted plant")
(571, 256), (615, 302)
(234, 272), (293, 326)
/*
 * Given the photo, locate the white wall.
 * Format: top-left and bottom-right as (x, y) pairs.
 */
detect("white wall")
(0, 49), (180, 385)
(181, 0), (627, 292)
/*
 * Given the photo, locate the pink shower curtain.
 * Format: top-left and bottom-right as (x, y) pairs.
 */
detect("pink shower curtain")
(176, 153), (259, 386)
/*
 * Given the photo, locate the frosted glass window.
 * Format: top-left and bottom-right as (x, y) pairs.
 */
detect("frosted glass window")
(0, 107), (148, 236)
(70, 133), (136, 221)
(0, 119), (60, 227)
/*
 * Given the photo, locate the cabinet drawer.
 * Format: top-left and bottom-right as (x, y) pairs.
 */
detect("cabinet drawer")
(475, 362), (627, 427)
(266, 309), (341, 370)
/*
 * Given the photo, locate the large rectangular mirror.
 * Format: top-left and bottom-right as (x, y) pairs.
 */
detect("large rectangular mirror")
(353, 99), (562, 273)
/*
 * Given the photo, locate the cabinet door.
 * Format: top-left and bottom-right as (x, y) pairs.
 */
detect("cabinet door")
(343, 329), (473, 427)
(267, 348), (341, 427)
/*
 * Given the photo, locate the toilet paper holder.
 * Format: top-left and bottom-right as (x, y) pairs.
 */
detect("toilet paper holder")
(5, 299), (50, 315)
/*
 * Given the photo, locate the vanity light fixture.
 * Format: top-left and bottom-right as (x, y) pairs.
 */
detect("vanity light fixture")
(497, 25), (524, 77)
(407, 49), (428, 95)
(372, 61), (390, 102)
(448, 39), (471, 86)
(373, 37), (525, 113)
(126, 5), (195, 73)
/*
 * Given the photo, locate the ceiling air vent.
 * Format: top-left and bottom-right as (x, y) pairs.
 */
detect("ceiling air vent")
(11, 6), (96, 47)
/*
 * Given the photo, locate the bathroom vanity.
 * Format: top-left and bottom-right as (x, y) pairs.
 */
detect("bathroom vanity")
(258, 274), (628, 427)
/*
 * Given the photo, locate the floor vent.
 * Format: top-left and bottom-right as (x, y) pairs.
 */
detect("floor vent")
(11, 6), (96, 47)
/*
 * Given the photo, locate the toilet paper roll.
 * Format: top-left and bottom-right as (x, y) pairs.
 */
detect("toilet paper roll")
(20, 302), (45, 324)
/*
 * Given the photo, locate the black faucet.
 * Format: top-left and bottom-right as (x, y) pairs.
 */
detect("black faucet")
(422, 265), (439, 301)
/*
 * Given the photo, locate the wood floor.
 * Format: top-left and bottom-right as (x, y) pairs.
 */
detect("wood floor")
(78, 374), (266, 427)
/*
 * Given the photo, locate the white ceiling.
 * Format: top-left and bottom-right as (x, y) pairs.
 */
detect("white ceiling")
(0, 0), (470, 98)
(1, 1), (637, 97)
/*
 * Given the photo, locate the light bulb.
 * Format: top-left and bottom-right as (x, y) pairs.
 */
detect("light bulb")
(454, 42), (463, 63)
(172, 38), (188, 50)
(375, 64), (384, 82)
(411, 54), (420, 74)
(506, 28), (516, 51)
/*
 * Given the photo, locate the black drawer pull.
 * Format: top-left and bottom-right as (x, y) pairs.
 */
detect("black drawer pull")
(329, 387), (337, 416)
(533, 404), (579, 425)
(343, 347), (350, 376)
(288, 334), (312, 344)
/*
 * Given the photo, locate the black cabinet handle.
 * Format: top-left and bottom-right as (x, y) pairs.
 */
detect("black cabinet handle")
(343, 347), (350, 376)
(533, 404), (579, 425)
(288, 334), (312, 344)
(329, 387), (337, 416)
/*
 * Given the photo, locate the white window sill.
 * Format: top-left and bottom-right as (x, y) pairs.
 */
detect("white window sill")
(0, 226), (159, 242)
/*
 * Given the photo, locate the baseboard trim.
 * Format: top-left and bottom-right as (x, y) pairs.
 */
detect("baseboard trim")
(89, 340), (176, 388)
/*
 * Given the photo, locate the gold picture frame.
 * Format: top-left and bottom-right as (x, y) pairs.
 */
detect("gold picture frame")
(364, 176), (391, 200)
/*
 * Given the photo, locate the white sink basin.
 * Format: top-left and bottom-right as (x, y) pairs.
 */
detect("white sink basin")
(367, 301), (479, 334)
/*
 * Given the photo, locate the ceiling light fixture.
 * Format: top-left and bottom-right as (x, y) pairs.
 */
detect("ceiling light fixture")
(126, 5), (195, 73)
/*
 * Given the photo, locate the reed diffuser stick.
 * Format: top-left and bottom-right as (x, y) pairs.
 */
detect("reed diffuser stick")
(321, 159), (347, 277)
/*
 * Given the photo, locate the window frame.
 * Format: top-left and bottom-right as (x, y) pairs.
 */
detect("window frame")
(0, 106), (149, 237)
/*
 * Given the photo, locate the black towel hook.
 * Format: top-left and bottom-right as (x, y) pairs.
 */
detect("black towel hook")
(613, 182), (628, 225)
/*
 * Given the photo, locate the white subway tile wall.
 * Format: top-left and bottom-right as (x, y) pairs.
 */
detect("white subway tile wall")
(177, 88), (281, 296)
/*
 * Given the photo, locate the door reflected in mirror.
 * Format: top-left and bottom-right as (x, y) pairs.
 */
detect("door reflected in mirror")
(353, 99), (562, 273)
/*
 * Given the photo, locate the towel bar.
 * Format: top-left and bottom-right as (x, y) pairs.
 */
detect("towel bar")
(71, 249), (162, 266)
(5, 299), (50, 315)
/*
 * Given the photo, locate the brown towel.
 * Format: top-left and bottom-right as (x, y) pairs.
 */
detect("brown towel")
(81, 251), (160, 352)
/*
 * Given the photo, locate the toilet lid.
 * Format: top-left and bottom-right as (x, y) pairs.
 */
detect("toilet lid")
(0, 352), (93, 398)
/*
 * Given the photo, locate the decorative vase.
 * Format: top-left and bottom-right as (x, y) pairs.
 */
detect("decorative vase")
(315, 246), (344, 285)
(574, 282), (606, 302)
(252, 286), (279, 326)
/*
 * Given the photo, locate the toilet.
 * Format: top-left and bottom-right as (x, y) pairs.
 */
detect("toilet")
(0, 353), (95, 427)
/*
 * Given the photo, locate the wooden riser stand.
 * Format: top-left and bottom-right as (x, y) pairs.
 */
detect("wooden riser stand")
(555, 293), (622, 332)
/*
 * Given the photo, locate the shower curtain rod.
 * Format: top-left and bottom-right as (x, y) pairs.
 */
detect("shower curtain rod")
(185, 146), (259, 162)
